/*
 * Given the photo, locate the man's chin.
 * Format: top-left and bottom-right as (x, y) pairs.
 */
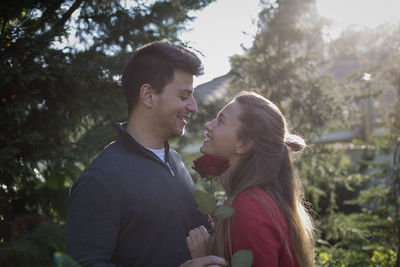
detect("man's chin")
(169, 128), (184, 139)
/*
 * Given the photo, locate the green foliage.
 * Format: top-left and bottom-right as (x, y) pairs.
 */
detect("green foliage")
(194, 187), (216, 214)
(316, 245), (396, 267)
(231, 249), (254, 267)
(311, 135), (400, 266)
(214, 206), (234, 220)
(297, 146), (365, 215)
(0, 222), (65, 267)
(53, 251), (81, 267)
(229, 0), (339, 137)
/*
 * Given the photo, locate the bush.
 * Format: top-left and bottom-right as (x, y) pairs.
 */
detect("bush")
(0, 221), (65, 267)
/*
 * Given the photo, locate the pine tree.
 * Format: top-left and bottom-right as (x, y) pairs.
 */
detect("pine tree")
(229, 0), (338, 136)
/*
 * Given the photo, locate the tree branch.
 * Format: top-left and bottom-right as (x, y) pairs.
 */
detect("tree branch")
(54, 0), (84, 29)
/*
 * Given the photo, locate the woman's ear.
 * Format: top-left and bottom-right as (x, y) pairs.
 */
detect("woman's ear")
(139, 83), (154, 108)
(235, 140), (254, 154)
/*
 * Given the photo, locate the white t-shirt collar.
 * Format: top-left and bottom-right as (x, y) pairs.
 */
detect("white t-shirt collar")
(146, 147), (166, 163)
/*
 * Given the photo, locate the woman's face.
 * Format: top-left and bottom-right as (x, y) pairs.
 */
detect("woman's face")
(200, 100), (243, 159)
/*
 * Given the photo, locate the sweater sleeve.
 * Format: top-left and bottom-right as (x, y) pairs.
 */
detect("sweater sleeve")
(66, 169), (121, 267)
(230, 192), (284, 267)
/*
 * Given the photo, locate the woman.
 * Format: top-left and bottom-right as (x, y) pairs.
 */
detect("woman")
(186, 91), (315, 267)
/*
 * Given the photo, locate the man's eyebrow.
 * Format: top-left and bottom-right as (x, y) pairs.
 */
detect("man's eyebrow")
(178, 89), (194, 95)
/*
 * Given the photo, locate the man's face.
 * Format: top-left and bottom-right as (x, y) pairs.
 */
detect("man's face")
(152, 69), (198, 140)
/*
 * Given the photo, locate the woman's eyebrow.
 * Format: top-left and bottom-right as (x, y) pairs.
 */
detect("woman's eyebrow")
(218, 112), (227, 121)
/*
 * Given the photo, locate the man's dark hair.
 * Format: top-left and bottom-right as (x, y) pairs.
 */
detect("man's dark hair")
(122, 41), (204, 113)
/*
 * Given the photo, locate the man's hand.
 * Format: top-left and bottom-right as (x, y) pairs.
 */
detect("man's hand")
(186, 225), (211, 258)
(179, 255), (228, 267)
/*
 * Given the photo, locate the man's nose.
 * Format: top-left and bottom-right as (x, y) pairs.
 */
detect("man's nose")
(187, 96), (198, 113)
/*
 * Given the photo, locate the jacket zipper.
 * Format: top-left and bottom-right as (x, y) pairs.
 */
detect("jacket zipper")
(166, 162), (175, 176)
(147, 153), (175, 177)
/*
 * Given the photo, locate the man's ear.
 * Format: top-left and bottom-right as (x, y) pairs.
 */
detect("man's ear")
(139, 83), (154, 108)
(235, 140), (254, 155)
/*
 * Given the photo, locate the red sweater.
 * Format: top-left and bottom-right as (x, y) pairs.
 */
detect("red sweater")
(229, 187), (299, 267)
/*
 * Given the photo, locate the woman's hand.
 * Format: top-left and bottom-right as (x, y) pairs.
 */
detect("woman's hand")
(179, 256), (227, 267)
(186, 225), (211, 258)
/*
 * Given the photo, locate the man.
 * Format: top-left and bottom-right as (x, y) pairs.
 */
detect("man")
(66, 41), (214, 266)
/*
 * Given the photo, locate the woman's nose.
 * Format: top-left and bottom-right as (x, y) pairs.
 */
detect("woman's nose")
(204, 119), (216, 131)
(204, 120), (214, 131)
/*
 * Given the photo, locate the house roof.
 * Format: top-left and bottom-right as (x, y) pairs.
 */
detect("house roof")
(194, 74), (230, 103)
(194, 58), (362, 103)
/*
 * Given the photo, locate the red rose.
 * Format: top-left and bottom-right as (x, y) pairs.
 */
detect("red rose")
(192, 154), (230, 178)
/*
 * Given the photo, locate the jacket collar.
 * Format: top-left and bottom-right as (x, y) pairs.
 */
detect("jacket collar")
(116, 122), (170, 162)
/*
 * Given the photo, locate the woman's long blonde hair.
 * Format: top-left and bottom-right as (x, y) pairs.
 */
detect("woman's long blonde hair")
(211, 91), (314, 267)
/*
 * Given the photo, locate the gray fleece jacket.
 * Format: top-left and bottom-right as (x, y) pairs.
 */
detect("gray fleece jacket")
(66, 123), (208, 267)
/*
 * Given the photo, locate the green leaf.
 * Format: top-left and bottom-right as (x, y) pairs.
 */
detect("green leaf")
(194, 188), (217, 215)
(46, 173), (65, 190)
(53, 252), (81, 267)
(232, 249), (254, 267)
(214, 206), (234, 219)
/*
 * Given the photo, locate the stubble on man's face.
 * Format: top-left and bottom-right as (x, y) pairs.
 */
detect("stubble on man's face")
(152, 70), (196, 141)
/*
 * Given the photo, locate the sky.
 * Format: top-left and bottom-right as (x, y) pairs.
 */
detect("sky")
(180, 0), (400, 87)
(180, 0), (262, 86)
